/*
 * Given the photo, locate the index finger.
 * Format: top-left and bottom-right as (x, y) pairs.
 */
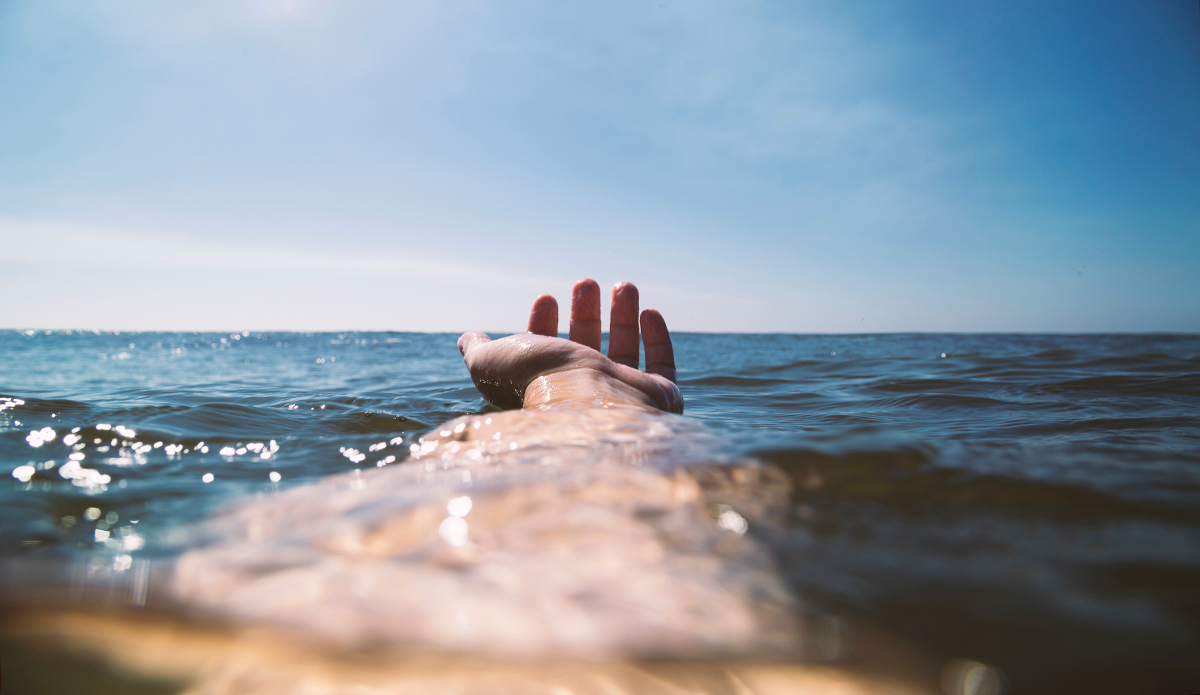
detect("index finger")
(526, 294), (559, 337)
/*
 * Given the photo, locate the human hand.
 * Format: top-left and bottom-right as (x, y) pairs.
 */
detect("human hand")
(457, 279), (682, 413)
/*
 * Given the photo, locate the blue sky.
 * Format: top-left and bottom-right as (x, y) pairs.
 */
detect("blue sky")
(1, 0), (1197, 332)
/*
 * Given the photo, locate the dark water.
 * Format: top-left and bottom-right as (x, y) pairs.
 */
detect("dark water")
(2, 331), (1199, 693)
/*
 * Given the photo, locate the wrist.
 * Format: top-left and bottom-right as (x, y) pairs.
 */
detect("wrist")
(523, 368), (660, 411)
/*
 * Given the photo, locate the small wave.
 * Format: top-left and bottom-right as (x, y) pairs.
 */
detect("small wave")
(1035, 374), (1200, 397)
(0, 395), (93, 418)
(998, 416), (1199, 437)
(757, 447), (1200, 523)
(318, 409), (428, 435)
(1030, 348), (1080, 361)
(684, 375), (796, 388)
(868, 393), (1013, 410)
(865, 378), (973, 394)
(760, 360), (824, 373)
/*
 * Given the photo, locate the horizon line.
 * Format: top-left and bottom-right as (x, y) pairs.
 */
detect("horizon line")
(4, 328), (1198, 337)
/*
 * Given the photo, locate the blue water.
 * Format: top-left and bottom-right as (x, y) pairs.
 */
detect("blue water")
(2, 331), (1199, 693)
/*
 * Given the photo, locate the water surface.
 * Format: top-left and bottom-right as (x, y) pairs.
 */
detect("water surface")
(2, 331), (1198, 693)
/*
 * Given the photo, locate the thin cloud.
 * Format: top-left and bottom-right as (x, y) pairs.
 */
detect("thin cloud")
(0, 218), (546, 288)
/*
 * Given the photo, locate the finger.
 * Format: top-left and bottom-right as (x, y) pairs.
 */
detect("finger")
(457, 331), (492, 356)
(526, 294), (559, 336)
(640, 309), (676, 383)
(568, 278), (602, 351)
(607, 281), (640, 368)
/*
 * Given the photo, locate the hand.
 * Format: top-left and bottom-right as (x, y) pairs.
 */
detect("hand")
(457, 279), (682, 413)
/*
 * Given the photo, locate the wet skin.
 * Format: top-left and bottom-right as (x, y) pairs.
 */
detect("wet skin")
(457, 279), (683, 414)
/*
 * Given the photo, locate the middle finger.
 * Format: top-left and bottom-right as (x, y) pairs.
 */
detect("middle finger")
(607, 281), (640, 368)
(568, 278), (602, 351)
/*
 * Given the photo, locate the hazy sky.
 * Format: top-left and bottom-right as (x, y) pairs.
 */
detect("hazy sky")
(2, 0), (1197, 332)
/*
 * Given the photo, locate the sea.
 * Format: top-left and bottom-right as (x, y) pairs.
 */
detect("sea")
(1, 331), (1198, 694)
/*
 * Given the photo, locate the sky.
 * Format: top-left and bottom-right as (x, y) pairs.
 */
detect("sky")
(1, 0), (1197, 333)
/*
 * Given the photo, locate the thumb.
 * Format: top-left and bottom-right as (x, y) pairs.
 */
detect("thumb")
(457, 332), (492, 357)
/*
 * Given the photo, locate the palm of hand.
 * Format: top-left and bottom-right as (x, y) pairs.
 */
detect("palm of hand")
(457, 279), (682, 413)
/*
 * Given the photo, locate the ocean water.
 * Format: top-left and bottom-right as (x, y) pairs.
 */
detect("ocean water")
(1, 331), (1199, 694)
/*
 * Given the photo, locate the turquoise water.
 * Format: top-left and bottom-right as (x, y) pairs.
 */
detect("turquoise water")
(2, 331), (1199, 693)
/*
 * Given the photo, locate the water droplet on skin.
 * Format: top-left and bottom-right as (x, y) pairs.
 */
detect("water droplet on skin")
(446, 496), (472, 517)
(438, 516), (469, 547)
(717, 508), (748, 535)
